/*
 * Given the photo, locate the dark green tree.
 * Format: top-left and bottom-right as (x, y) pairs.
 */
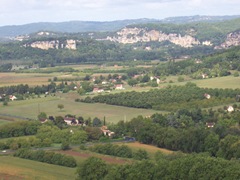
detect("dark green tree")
(37, 112), (47, 120)
(76, 157), (108, 180)
(57, 104), (64, 111)
(61, 141), (70, 150)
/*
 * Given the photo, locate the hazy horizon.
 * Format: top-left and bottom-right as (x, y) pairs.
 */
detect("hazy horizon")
(1, 0), (240, 26)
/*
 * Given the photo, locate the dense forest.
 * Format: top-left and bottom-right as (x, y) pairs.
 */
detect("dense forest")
(0, 38), (215, 66)
(107, 110), (240, 159)
(1, 101), (240, 178)
(76, 155), (240, 179)
(0, 17), (240, 68)
(0, 36), (240, 78)
(150, 46), (240, 77)
(75, 102), (240, 179)
(127, 18), (240, 44)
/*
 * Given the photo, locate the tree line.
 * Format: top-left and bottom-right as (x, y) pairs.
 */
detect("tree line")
(14, 148), (76, 167)
(0, 38), (170, 66)
(0, 117), (105, 151)
(76, 154), (240, 180)
(153, 46), (240, 77)
(0, 121), (40, 138)
(81, 83), (240, 111)
(0, 81), (79, 102)
(108, 106), (240, 160)
(88, 143), (149, 160)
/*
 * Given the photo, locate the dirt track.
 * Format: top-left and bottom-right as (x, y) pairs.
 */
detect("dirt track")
(0, 173), (23, 180)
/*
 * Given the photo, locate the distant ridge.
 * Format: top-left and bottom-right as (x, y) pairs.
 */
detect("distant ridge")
(0, 19), (160, 37)
(162, 15), (240, 23)
(0, 15), (240, 37)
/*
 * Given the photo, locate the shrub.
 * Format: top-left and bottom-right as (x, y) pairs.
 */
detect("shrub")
(177, 76), (184, 82)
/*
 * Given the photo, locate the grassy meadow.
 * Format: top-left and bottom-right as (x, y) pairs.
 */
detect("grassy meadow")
(121, 75), (240, 90)
(190, 76), (240, 89)
(0, 94), (161, 124)
(159, 75), (240, 89)
(0, 119), (11, 126)
(115, 142), (174, 159)
(0, 156), (76, 180)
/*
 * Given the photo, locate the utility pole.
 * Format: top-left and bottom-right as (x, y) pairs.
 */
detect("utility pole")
(38, 103), (40, 114)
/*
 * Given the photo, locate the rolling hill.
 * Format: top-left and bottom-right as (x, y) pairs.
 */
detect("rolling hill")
(0, 15), (240, 38)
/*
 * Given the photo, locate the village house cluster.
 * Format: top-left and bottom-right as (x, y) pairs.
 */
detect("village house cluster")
(0, 94), (17, 101)
(39, 115), (115, 137)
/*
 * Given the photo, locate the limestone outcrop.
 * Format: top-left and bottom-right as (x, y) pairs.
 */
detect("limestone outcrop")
(29, 40), (59, 50)
(24, 39), (77, 50)
(106, 27), (204, 48)
(216, 31), (240, 49)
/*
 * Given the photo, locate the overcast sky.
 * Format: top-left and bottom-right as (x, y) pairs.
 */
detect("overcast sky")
(1, 0), (240, 26)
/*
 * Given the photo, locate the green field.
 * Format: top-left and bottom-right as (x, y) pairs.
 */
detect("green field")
(106, 75), (240, 92)
(0, 119), (12, 125)
(0, 95), (162, 124)
(0, 156), (76, 180)
(190, 76), (240, 89)
(113, 142), (174, 159)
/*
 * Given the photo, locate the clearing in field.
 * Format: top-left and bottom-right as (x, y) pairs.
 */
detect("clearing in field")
(116, 142), (174, 158)
(0, 156), (76, 180)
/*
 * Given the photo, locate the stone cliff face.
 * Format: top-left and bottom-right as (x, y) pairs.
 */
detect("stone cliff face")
(25, 39), (77, 50)
(30, 40), (59, 50)
(65, 39), (77, 50)
(216, 31), (240, 49)
(21, 29), (240, 50)
(106, 27), (210, 48)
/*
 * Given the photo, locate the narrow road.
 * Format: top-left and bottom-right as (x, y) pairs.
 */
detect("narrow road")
(0, 113), (34, 121)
